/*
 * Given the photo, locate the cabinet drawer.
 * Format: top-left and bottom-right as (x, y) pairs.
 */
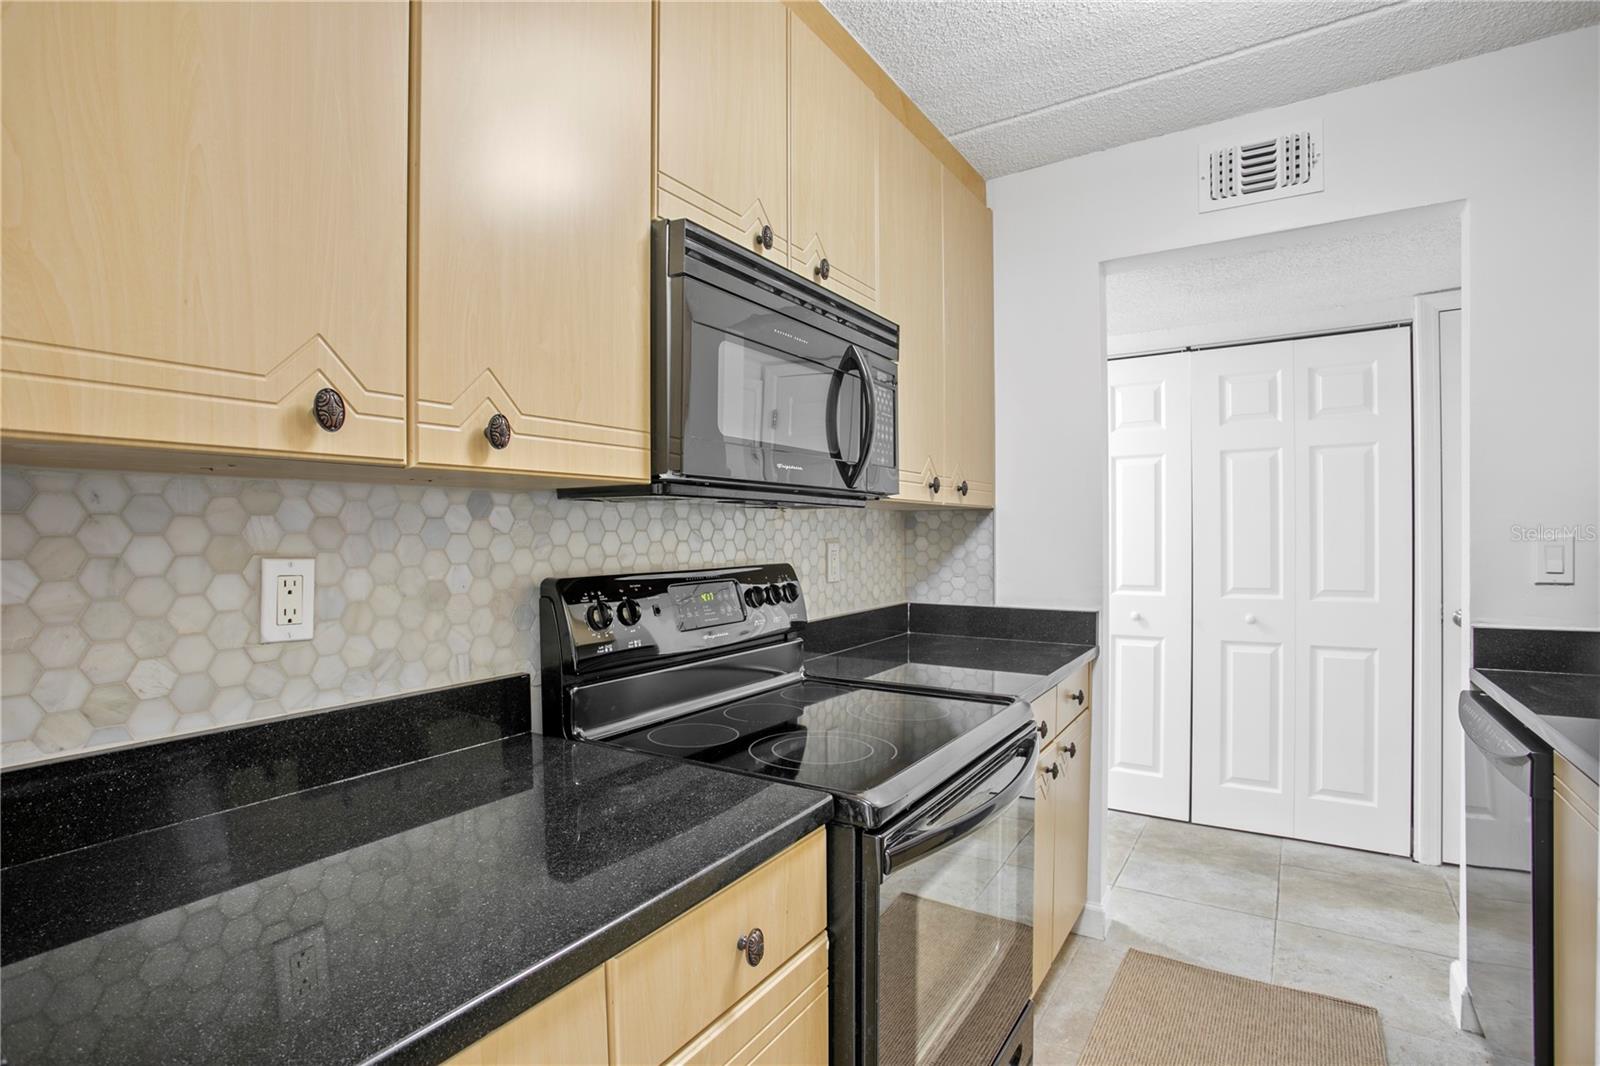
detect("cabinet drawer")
(608, 830), (827, 1065)
(1056, 664), (1091, 734)
(666, 933), (827, 1066)
(443, 966), (608, 1066)
(747, 979), (829, 1066)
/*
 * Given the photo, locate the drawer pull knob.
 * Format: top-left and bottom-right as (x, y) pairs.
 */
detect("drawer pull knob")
(1068, 689), (1085, 705)
(484, 412), (512, 450)
(816, 257), (830, 281)
(1064, 742), (1077, 759)
(928, 475), (942, 494)
(1036, 721), (1048, 739)
(957, 481), (969, 497)
(757, 224), (774, 250)
(1045, 763), (1061, 780)
(313, 387), (346, 432)
(736, 927), (765, 967)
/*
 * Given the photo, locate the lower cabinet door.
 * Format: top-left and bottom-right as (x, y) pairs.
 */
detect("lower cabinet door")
(1032, 757), (1058, 993)
(1554, 757), (1598, 1066)
(749, 983), (829, 1065)
(1051, 710), (1092, 959)
(443, 966), (608, 1066)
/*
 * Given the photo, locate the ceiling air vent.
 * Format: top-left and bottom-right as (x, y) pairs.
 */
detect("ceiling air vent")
(1198, 121), (1323, 213)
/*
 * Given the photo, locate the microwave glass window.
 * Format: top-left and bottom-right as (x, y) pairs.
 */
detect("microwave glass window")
(707, 329), (862, 462)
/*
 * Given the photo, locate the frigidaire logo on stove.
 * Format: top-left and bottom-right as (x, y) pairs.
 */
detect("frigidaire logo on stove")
(772, 328), (808, 345)
(776, 463), (804, 473)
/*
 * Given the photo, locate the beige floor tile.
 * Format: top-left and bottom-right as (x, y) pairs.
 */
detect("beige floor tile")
(1382, 1023), (1496, 1066)
(1272, 921), (1463, 1045)
(1281, 837), (1453, 898)
(1103, 885), (1276, 981)
(1277, 863), (1459, 957)
(1117, 818), (1281, 917)
(1100, 808), (1147, 886)
(1033, 934), (1128, 1065)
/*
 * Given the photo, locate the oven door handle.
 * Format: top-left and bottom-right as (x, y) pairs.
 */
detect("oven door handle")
(881, 731), (1039, 876)
(834, 346), (876, 488)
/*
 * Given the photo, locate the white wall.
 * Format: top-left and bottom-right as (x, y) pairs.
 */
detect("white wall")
(991, 27), (1600, 631)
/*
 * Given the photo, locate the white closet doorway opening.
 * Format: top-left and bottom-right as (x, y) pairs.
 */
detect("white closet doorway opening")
(1108, 328), (1415, 854)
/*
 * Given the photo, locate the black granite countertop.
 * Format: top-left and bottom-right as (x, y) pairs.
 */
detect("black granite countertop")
(806, 633), (1096, 705)
(0, 700), (830, 1065)
(1472, 668), (1600, 783)
(802, 602), (1098, 705)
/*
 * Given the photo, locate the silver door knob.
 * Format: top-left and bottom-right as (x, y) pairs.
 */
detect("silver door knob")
(1129, 611), (1143, 621)
(1244, 613), (1257, 624)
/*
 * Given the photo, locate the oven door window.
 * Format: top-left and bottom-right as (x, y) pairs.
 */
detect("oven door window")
(692, 323), (863, 464)
(877, 744), (1035, 1066)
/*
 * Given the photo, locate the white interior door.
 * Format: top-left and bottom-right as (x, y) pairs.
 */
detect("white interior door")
(1291, 328), (1413, 855)
(1192, 342), (1297, 837)
(1106, 353), (1191, 821)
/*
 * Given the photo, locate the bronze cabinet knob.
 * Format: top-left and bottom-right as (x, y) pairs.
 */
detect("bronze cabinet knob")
(928, 476), (942, 494)
(1064, 742), (1078, 759)
(957, 481), (970, 497)
(757, 224), (774, 250)
(313, 388), (346, 432)
(1069, 689), (1085, 705)
(484, 413), (511, 450)
(1036, 721), (1048, 739)
(815, 257), (830, 280)
(1045, 763), (1061, 779)
(736, 927), (765, 966)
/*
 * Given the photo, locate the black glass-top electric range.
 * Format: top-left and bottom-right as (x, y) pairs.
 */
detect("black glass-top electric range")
(539, 565), (1039, 1066)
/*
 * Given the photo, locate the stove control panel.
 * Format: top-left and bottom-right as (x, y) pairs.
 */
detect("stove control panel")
(541, 564), (806, 671)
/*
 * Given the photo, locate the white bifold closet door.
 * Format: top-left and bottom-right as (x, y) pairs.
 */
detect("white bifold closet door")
(1192, 329), (1413, 855)
(1106, 352), (1192, 822)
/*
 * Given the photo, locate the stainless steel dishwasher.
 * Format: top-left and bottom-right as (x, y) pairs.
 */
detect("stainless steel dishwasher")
(1460, 689), (1553, 1066)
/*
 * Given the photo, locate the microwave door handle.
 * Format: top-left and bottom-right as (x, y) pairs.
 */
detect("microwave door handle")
(839, 346), (876, 488)
(881, 732), (1039, 876)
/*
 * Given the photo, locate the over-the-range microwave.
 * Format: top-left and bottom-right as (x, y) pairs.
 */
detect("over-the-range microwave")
(568, 219), (899, 508)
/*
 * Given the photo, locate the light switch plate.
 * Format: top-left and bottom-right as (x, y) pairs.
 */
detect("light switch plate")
(1533, 536), (1575, 586)
(825, 540), (842, 583)
(260, 558), (315, 641)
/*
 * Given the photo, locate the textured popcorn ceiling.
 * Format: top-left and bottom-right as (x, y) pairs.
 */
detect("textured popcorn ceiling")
(1105, 206), (1461, 350)
(823, 1), (1600, 177)
(0, 468), (994, 767)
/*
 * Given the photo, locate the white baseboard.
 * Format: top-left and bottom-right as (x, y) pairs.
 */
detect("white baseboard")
(1073, 901), (1108, 940)
(1450, 958), (1483, 1034)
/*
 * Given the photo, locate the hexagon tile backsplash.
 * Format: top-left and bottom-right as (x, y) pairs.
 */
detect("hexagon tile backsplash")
(0, 467), (993, 767)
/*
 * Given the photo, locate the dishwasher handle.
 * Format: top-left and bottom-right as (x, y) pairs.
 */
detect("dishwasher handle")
(1459, 690), (1548, 797)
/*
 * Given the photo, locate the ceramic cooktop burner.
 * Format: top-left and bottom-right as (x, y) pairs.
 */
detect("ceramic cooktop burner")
(748, 730), (892, 769)
(644, 721), (741, 748)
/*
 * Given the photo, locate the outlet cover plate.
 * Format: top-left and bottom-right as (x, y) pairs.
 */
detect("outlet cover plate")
(260, 558), (315, 642)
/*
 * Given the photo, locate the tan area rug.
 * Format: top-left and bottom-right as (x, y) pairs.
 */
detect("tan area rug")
(1077, 949), (1387, 1066)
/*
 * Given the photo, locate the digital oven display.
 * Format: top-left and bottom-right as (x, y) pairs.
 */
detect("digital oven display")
(671, 581), (745, 631)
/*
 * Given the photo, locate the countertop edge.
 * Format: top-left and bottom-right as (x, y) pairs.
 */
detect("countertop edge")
(1471, 668), (1600, 785)
(1015, 646), (1100, 705)
(368, 796), (833, 1066)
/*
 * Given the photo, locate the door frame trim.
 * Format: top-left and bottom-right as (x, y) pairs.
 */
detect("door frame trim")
(1412, 288), (1464, 866)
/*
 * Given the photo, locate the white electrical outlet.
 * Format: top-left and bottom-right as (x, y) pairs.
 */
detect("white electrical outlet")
(260, 558), (314, 642)
(825, 540), (842, 583)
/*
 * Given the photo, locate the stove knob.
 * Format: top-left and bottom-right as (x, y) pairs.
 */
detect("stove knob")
(780, 582), (799, 603)
(744, 587), (764, 608)
(616, 599), (642, 627)
(585, 601), (613, 631)
(765, 584), (783, 605)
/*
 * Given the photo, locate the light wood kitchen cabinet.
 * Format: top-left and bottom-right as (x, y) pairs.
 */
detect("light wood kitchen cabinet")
(446, 831), (826, 1066)
(941, 172), (997, 509)
(411, 0), (651, 486)
(443, 967), (609, 1066)
(1031, 673), (1093, 991)
(1554, 755), (1598, 1066)
(0, 1), (409, 466)
(876, 109), (947, 504)
(789, 13), (880, 309)
(656, 0), (790, 262)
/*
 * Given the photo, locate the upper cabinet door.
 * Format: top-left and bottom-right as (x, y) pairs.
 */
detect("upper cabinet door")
(412, 1), (651, 484)
(1, 2), (409, 463)
(941, 173), (995, 507)
(877, 110), (946, 504)
(789, 14), (879, 308)
(656, 0), (789, 263)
